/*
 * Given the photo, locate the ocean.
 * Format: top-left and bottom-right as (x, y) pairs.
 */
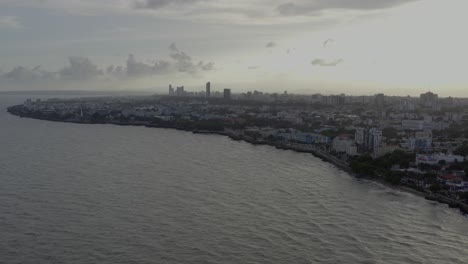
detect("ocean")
(0, 93), (467, 264)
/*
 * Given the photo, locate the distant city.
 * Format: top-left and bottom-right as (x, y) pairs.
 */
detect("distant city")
(9, 82), (468, 213)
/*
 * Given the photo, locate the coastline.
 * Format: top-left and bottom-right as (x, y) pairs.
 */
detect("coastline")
(7, 105), (468, 215)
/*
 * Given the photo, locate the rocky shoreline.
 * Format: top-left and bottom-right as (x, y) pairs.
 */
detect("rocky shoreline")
(7, 105), (468, 215)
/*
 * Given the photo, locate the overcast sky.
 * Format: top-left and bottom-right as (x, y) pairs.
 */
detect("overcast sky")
(1, 0), (467, 96)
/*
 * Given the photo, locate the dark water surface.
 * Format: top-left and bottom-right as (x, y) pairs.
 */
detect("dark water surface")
(0, 94), (467, 264)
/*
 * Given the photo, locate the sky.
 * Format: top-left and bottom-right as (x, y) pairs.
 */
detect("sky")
(0, 0), (467, 96)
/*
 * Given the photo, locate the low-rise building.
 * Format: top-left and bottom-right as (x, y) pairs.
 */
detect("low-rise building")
(332, 135), (358, 156)
(416, 153), (465, 165)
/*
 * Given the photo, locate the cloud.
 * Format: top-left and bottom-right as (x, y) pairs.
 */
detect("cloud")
(0, 43), (215, 83)
(1, 58), (105, 82)
(125, 54), (171, 77)
(1, 66), (55, 81)
(248, 66), (260, 70)
(311, 58), (343, 66)
(0, 0), (419, 26)
(59, 57), (103, 80)
(277, 0), (418, 16)
(265, 41), (277, 48)
(0, 16), (22, 29)
(134, 0), (207, 9)
(169, 43), (215, 74)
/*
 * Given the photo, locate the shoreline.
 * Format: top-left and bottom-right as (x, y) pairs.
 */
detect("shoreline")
(7, 106), (468, 215)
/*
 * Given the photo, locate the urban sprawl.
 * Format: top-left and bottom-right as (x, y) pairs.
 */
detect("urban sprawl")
(8, 83), (468, 213)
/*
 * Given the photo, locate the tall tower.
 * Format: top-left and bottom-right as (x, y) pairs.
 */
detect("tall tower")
(169, 84), (174, 95)
(375, 93), (385, 107)
(223, 89), (231, 100)
(206, 82), (211, 98)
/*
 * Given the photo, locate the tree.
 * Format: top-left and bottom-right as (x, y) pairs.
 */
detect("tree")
(454, 144), (468, 157)
(266, 135), (276, 142)
(385, 172), (403, 185)
(459, 192), (468, 203)
(430, 183), (442, 193)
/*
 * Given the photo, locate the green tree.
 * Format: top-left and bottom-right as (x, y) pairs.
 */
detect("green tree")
(430, 183), (442, 193)
(454, 143), (468, 157)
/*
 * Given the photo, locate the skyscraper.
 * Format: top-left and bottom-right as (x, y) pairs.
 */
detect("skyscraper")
(206, 82), (211, 98)
(420, 92), (438, 107)
(169, 84), (174, 95)
(223, 89), (231, 100)
(375, 93), (385, 107)
(355, 127), (382, 152)
(176, 86), (185, 96)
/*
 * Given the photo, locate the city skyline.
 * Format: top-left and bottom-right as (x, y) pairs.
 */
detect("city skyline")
(1, 0), (468, 96)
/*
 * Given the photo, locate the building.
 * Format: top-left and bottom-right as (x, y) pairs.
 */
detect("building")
(407, 138), (432, 151)
(402, 120), (431, 130)
(24, 99), (33, 109)
(323, 94), (346, 106)
(375, 93), (385, 107)
(332, 135), (358, 156)
(224, 89), (231, 100)
(368, 128), (383, 152)
(355, 127), (382, 152)
(354, 127), (367, 145)
(416, 153), (465, 165)
(420, 91), (438, 107)
(168, 84), (174, 95)
(399, 99), (416, 112)
(206, 82), (211, 98)
(176, 86), (185, 96)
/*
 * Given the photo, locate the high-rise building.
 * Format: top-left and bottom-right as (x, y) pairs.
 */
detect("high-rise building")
(223, 89), (231, 100)
(354, 127), (367, 145)
(206, 82), (211, 98)
(23, 99), (32, 109)
(169, 84), (174, 95)
(355, 127), (382, 152)
(176, 86), (185, 96)
(420, 92), (438, 107)
(374, 93), (385, 107)
(323, 94), (345, 105)
(368, 128), (383, 152)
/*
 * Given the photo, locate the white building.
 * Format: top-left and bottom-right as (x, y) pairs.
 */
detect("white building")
(368, 128), (383, 152)
(332, 136), (358, 156)
(407, 138), (432, 151)
(416, 153), (465, 165)
(355, 127), (366, 145)
(402, 120), (428, 130)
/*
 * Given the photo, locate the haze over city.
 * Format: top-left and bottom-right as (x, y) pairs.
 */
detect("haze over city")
(1, 0), (468, 96)
(3, 1), (468, 263)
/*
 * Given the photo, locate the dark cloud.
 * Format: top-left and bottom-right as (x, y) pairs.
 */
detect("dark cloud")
(265, 41), (276, 48)
(248, 66), (260, 70)
(277, 0), (418, 16)
(59, 57), (103, 80)
(311, 58), (343, 66)
(134, 0), (206, 9)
